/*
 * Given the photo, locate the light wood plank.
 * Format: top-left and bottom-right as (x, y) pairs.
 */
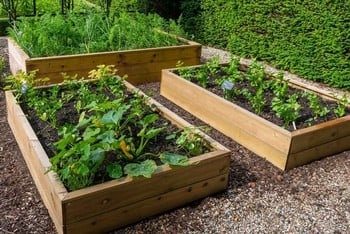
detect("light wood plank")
(65, 174), (228, 234)
(62, 150), (230, 224)
(290, 116), (350, 153)
(25, 46), (200, 73)
(8, 38), (29, 74)
(6, 91), (67, 233)
(286, 135), (350, 170)
(27, 57), (198, 85)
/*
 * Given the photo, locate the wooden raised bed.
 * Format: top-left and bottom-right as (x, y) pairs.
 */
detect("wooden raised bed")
(160, 64), (350, 170)
(5, 81), (230, 234)
(8, 36), (201, 85)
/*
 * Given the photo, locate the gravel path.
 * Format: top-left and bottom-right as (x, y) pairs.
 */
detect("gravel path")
(0, 38), (349, 233)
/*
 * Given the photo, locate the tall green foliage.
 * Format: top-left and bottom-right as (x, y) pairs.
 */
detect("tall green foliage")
(188, 0), (350, 90)
(8, 11), (185, 57)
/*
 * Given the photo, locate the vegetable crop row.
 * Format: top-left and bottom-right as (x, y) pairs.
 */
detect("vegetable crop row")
(5, 65), (209, 191)
(177, 57), (349, 130)
(9, 10), (185, 57)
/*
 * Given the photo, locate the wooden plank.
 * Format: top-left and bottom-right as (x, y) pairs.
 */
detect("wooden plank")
(25, 45), (200, 74)
(28, 57), (199, 85)
(8, 38), (28, 74)
(5, 91), (67, 233)
(286, 135), (350, 170)
(65, 174), (228, 234)
(62, 150), (230, 224)
(161, 70), (290, 169)
(290, 116), (350, 153)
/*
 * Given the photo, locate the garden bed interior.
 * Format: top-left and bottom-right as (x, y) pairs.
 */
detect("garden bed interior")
(160, 62), (350, 170)
(5, 80), (230, 234)
(8, 36), (201, 85)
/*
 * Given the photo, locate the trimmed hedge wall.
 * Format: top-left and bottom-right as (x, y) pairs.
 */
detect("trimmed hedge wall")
(183, 0), (350, 90)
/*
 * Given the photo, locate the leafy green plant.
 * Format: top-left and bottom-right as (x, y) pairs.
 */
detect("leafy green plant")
(191, 0), (350, 90)
(214, 57), (243, 101)
(334, 94), (349, 118)
(194, 66), (210, 88)
(176, 61), (210, 88)
(272, 93), (301, 129)
(244, 61), (267, 114)
(302, 91), (330, 120)
(10, 65), (209, 191)
(8, 11), (185, 58)
(206, 55), (221, 77)
(176, 61), (196, 81)
(270, 72), (289, 101)
(167, 126), (210, 156)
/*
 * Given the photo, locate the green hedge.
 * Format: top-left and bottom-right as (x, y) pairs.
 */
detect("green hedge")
(185, 0), (350, 90)
(0, 18), (9, 36)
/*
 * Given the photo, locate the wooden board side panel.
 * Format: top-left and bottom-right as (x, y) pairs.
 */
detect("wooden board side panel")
(29, 57), (199, 85)
(5, 91), (66, 232)
(8, 38), (28, 74)
(160, 71), (290, 169)
(286, 135), (350, 170)
(63, 151), (230, 224)
(65, 174), (228, 234)
(22, 45), (201, 84)
(290, 116), (350, 153)
(25, 48), (195, 73)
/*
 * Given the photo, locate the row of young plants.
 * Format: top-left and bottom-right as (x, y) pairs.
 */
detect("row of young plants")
(5, 65), (209, 191)
(8, 10), (185, 57)
(177, 57), (349, 130)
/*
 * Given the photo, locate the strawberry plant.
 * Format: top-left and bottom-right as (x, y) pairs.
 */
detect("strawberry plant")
(8, 65), (210, 191)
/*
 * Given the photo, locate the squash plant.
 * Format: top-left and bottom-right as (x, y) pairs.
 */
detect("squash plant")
(5, 65), (209, 191)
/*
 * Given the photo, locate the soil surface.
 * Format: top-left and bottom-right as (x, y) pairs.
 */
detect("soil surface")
(1, 38), (349, 233)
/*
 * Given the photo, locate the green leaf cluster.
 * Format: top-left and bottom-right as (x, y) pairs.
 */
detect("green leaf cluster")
(186, 0), (350, 90)
(8, 10), (185, 57)
(10, 65), (209, 191)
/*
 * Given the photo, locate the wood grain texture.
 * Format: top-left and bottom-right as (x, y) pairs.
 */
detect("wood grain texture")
(62, 150), (230, 224)
(5, 91), (67, 233)
(64, 174), (228, 234)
